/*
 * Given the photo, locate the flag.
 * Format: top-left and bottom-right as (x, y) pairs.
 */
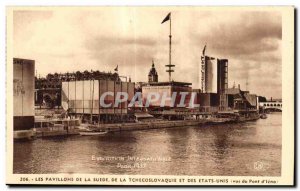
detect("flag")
(202, 44), (206, 55)
(114, 65), (118, 72)
(161, 12), (171, 24)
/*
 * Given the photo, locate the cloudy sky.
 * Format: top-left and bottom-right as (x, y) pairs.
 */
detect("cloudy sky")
(13, 7), (282, 99)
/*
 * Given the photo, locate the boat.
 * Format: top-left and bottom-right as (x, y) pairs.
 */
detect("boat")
(14, 130), (35, 140)
(33, 117), (81, 138)
(237, 114), (260, 122)
(206, 117), (237, 125)
(78, 124), (108, 136)
(260, 113), (268, 119)
(79, 131), (107, 136)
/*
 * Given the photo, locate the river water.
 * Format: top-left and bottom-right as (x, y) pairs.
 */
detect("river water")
(14, 113), (281, 176)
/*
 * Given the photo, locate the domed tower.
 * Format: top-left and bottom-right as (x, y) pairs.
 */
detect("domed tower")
(148, 60), (158, 83)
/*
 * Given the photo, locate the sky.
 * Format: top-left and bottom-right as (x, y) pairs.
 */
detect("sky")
(12, 7), (282, 99)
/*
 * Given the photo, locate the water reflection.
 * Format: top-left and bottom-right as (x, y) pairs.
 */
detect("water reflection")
(14, 113), (282, 176)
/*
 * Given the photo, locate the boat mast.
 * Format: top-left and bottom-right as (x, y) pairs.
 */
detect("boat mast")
(90, 78), (94, 123)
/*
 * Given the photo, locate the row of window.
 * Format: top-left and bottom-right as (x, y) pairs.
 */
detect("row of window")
(263, 103), (282, 107)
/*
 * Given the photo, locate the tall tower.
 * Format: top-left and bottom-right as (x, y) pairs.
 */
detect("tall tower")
(148, 60), (158, 83)
(204, 56), (217, 93)
(201, 45), (206, 92)
(218, 59), (229, 111)
(217, 59), (228, 94)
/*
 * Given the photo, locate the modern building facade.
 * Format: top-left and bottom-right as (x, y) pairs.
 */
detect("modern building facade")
(201, 56), (228, 94)
(221, 86), (258, 111)
(61, 79), (135, 117)
(203, 56), (218, 93)
(217, 59), (229, 110)
(217, 59), (228, 94)
(142, 81), (192, 109)
(35, 70), (120, 108)
(13, 58), (35, 131)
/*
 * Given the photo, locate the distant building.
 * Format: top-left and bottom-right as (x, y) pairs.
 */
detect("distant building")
(148, 61), (158, 83)
(202, 56), (217, 93)
(135, 82), (147, 92)
(267, 97), (282, 102)
(217, 59), (228, 94)
(143, 60), (193, 109)
(258, 99), (282, 112)
(221, 86), (258, 111)
(201, 56), (228, 94)
(13, 58), (35, 131)
(217, 59), (229, 110)
(142, 81), (192, 109)
(35, 70), (120, 108)
(61, 79), (135, 122)
(257, 96), (267, 102)
(191, 88), (220, 112)
(199, 56), (228, 110)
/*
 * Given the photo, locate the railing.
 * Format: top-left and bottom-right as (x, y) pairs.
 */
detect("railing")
(149, 107), (219, 115)
(148, 106), (259, 116)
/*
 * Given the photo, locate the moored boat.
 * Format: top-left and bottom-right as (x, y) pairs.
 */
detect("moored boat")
(79, 131), (107, 136)
(206, 117), (237, 125)
(260, 113), (268, 119)
(78, 124), (108, 136)
(33, 117), (81, 138)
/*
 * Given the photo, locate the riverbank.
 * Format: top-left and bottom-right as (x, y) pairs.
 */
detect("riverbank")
(14, 115), (260, 139)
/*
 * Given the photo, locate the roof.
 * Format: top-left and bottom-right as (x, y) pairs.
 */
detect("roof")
(244, 94), (257, 106)
(225, 88), (241, 95)
(134, 113), (154, 119)
(147, 81), (192, 87)
(225, 88), (249, 95)
(13, 58), (35, 64)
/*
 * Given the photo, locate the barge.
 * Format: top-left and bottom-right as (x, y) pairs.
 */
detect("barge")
(33, 117), (81, 138)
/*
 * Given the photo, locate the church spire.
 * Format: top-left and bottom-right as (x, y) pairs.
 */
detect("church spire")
(148, 59), (158, 83)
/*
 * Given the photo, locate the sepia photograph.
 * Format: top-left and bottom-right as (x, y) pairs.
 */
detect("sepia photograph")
(6, 6), (294, 185)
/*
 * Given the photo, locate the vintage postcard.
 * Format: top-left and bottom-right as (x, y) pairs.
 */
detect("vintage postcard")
(6, 6), (294, 185)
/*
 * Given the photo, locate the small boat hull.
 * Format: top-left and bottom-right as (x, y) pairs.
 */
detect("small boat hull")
(14, 130), (35, 140)
(79, 131), (107, 136)
(206, 118), (237, 125)
(260, 114), (268, 119)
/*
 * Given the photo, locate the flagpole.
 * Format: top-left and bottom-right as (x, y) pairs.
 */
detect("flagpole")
(162, 12), (174, 82)
(169, 15), (172, 82)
